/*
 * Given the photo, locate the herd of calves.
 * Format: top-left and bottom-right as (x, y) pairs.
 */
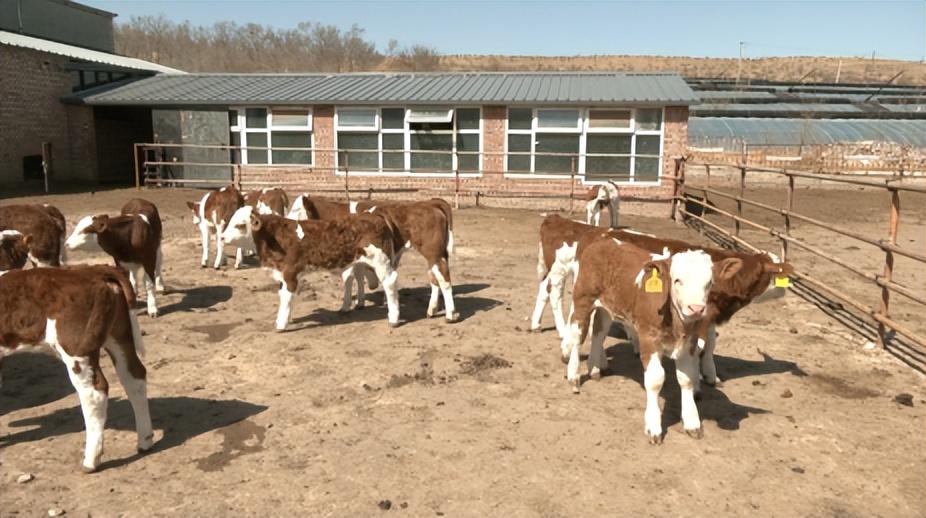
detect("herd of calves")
(0, 182), (793, 472)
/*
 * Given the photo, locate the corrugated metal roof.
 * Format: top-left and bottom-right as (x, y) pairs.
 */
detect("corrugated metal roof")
(0, 30), (184, 74)
(689, 117), (926, 148)
(66, 72), (698, 106)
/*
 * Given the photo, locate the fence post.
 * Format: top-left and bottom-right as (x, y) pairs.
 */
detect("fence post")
(133, 143), (141, 190)
(568, 156), (577, 214)
(343, 151), (351, 202)
(705, 163), (711, 188)
(454, 149), (461, 210)
(877, 188), (900, 348)
(233, 164), (242, 191)
(782, 172), (794, 262)
(735, 166), (746, 236)
(41, 142), (52, 194)
(671, 157), (685, 222)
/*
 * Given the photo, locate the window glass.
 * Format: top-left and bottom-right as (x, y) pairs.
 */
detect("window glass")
(246, 108), (267, 129)
(338, 109), (377, 128)
(229, 132), (241, 164)
(534, 134), (579, 174)
(456, 109), (480, 130)
(635, 157), (660, 182)
(508, 108), (532, 130)
(228, 110), (239, 128)
(272, 110), (309, 127)
(586, 156), (631, 180)
(382, 133), (404, 171)
(636, 135), (661, 155)
(507, 134), (531, 171)
(338, 132), (378, 170)
(588, 109), (631, 129)
(586, 135), (632, 155)
(636, 109), (662, 131)
(271, 131), (311, 164)
(457, 132), (480, 172)
(382, 108), (405, 130)
(408, 108), (453, 123)
(537, 109), (579, 130)
(410, 134), (452, 172)
(247, 132), (267, 163)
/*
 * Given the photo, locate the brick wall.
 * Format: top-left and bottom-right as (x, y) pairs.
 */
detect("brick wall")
(237, 103), (688, 215)
(0, 45), (98, 187)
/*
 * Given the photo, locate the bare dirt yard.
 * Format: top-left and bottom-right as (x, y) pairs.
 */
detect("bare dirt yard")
(2, 186), (925, 517)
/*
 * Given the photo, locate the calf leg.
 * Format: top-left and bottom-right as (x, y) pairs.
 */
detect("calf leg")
(339, 267), (356, 313)
(561, 299), (593, 393)
(426, 270), (441, 318)
(353, 264), (367, 309)
(56, 346), (109, 472)
(529, 276), (551, 332)
(432, 258), (458, 322)
(199, 224), (210, 268)
(548, 268), (569, 338)
(641, 347), (665, 444)
(588, 308), (612, 380)
(234, 247), (243, 269)
(104, 339), (154, 454)
(699, 323), (720, 389)
(142, 263), (158, 318)
(360, 246), (400, 327)
(675, 345), (703, 439)
(213, 222), (226, 269)
(276, 279), (296, 332)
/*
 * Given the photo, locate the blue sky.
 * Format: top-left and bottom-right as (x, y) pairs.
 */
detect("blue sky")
(86, 1), (926, 61)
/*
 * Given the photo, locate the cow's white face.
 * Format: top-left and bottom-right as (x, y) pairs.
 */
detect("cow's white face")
(65, 216), (101, 251)
(222, 206), (254, 249)
(668, 250), (714, 322)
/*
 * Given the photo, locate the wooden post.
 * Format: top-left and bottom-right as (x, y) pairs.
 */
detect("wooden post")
(671, 157), (685, 222)
(736, 166), (746, 236)
(475, 191), (481, 207)
(133, 143), (141, 190)
(343, 152), (351, 202)
(454, 149), (461, 210)
(568, 156), (577, 214)
(877, 188), (900, 348)
(41, 142), (52, 193)
(233, 164), (242, 190)
(782, 172), (794, 262)
(705, 163), (711, 188)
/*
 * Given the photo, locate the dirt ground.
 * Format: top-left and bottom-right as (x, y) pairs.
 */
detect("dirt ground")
(1, 187), (925, 517)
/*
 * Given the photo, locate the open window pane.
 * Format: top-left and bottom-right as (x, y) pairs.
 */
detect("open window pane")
(272, 110), (309, 127)
(247, 132), (267, 164)
(382, 108), (405, 130)
(408, 108), (453, 124)
(636, 109), (662, 131)
(456, 108), (480, 130)
(410, 121), (453, 132)
(534, 134), (579, 174)
(410, 133), (452, 172)
(271, 131), (312, 164)
(635, 157), (660, 182)
(338, 109), (377, 129)
(508, 108), (532, 130)
(588, 109), (631, 129)
(457, 132), (479, 172)
(338, 132), (378, 170)
(246, 108), (267, 129)
(537, 109), (580, 130)
(636, 135), (661, 156)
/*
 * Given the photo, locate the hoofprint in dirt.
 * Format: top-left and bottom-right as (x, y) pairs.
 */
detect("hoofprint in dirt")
(1, 188), (924, 517)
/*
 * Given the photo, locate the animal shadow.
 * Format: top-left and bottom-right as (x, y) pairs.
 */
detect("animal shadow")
(0, 352), (74, 415)
(158, 285), (233, 315)
(2, 395), (268, 472)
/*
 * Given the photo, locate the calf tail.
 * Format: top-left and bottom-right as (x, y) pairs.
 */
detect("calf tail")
(102, 269), (145, 358)
(430, 199), (454, 256)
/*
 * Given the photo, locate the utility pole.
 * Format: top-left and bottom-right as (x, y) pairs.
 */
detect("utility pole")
(736, 41), (744, 87)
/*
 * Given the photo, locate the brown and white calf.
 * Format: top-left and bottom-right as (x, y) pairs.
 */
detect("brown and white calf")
(186, 185), (245, 269)
(561, 239), (743, 442)
(584, 181), (620, 227)
(245, 187), (289, 216)
(0, 204), (67, 269)
(66, 198), (164, 317)
(0, 265), (153, 472)
(222, 206), (401, 330)
(289, 196), (457, 321)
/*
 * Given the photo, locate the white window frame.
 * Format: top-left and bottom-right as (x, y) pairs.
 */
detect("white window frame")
(504, 106), (665, 185)
(335, 107), (380, 132)
(231, 106), (314, 166)
(334, 106), (483, 178)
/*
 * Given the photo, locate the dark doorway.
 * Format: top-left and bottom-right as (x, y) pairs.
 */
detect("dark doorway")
(94, 106), (153, 185)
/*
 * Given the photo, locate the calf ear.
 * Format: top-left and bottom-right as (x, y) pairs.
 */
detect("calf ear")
(91, 215), (109, 233)
(765, 261), (794, 276)
(249, 213), (262, 232)
(715, 257), (744, 281)
(640, 259), (669, 288)
(186, 201), (198, 213)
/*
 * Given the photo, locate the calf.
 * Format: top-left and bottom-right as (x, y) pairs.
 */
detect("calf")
(291, 196), (457, 322)
(584, 181), (620, 227)
(222, 206), (401, 330)
(0, 265), (153, 472)
(0, 204), (67, 267)
(245, 187), (289, 216)
(561, 239), (743, 442)
(66, 198), (164, 317)
(186, 185), (244, 269)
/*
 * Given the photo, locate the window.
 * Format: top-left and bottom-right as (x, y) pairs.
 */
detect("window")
(335, 107), (482, 175)
(230, 108), (313, 165)
(506, 107), (663, 183)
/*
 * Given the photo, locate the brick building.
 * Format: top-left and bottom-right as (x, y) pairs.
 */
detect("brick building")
(0, 0), (180, 189)
(70, 72), (696, 205)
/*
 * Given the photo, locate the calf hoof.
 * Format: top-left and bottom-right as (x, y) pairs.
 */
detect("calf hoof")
(589, 368), (602, 381)
(647, 433), (664, 445)
(528, 326), (541, 333)
(147, 310), (159, 319)
(138, 435), (155, 453)
(388, 321), (401, 329)
(570, 379), (580, 394)
(338, 307), (351, 314)
(274, 325), (288, 333)
(80, 463), (98, 474)
(685, 427), (704, 440)
(445, 312), (461, 323)
(200, 264), (207, 269)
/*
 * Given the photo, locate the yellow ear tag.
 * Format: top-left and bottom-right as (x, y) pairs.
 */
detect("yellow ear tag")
(774, 276), (791, 288)
(644, 268), (663, 293)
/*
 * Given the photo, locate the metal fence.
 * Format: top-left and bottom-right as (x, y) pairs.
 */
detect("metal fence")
(672, 158), (926, 371)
